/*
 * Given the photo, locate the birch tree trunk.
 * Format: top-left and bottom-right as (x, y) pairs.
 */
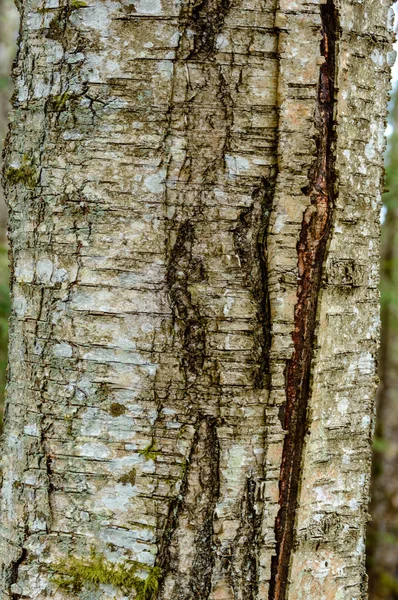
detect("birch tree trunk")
(368, 90), (398, 600)
(0, 1), (393, 599)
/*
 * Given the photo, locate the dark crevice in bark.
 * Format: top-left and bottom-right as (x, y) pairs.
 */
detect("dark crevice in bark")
(233, 175), (275, 389)
(269, 2), (339, 599)
(9, 548), (27, 600)
(218, 68), (234, 170)
(185, 0), (232, 59)
(156, 415), (220, 600)
(230, 477), (263, 599)
(187, 418), (220, 599)
(45, 2), (73, 43)
(166, 220), (206, 378)
(155, 424), (200, 593)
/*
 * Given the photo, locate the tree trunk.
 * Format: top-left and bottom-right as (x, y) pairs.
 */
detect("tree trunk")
(368, 89), (398, 600)
(0, 1), (393, 599)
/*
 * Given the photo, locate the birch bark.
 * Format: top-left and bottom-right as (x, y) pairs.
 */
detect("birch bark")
(368, 88), (398, 600)
(0, 1), (393, 599)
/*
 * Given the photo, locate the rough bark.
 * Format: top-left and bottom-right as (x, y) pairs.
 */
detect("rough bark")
(368, 90), (398, 600)
(0, 1), (393, 599)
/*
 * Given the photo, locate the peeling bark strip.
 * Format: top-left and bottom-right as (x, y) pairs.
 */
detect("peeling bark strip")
(269, 3), (339, 599)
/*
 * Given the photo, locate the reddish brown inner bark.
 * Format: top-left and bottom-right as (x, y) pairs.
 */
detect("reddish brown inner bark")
(269, 2), (338, 598)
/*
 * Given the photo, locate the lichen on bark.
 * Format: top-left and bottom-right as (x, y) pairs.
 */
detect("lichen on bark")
(0, 0), (393, 598)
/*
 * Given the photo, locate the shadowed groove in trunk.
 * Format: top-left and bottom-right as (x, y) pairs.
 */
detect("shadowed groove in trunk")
(269, 2), (339, 599)
(166, 220), (206, 378)
(233, 176), (275, 390)
(185, 0), (232, 59)
(156, 415), (220, 600)
(230, 476), (263, 600)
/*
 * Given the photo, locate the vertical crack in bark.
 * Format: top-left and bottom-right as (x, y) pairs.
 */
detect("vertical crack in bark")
(185, 0), (232, 59)
(9, 548), (27, 600)
(269, 3), (338, 599)
(187, 418), (220, 599)
(230, 477), (263, 600)
(166, 220), (206, 378)
(233, 176), (275, 389)
(156, 416), (220, 600)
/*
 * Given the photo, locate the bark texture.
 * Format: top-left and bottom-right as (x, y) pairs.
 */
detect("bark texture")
(368, 89), (398, 600)
(0, 0), (393, 599)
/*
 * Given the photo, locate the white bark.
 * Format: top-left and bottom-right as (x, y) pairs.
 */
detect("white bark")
(0, 1), (393, 599)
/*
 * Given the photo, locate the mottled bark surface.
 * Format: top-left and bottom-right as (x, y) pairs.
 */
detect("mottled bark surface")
(0, 0), (393, 599)
(368, 90), (398, 600)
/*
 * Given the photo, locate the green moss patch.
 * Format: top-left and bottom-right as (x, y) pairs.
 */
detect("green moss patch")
(109, 402), (127, 417)
(51, 550), (160, 599)
(118, 468), (136, 486)
(50, 92), (71, 111)
(47, 15), (64, 41)
(139, 442), (160, 461)
(70, 0), (88, 8)
(5, 162), (37, 188)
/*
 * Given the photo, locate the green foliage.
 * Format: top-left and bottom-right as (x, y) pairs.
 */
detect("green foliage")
(369, 567), (398, 599)
(139, 442), (160, 461)
(0, 76), (10, 91)
(373, 435), (389, 453)
(51, 549), (160, 599)
(379, 571), (398, 596)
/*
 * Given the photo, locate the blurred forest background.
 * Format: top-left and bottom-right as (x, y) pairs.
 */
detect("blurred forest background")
(1, 2), (398, 598)
(0, 0), (16, 425)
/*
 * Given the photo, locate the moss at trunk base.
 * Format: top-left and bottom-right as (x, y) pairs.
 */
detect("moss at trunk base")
(50, 550), (160, 599)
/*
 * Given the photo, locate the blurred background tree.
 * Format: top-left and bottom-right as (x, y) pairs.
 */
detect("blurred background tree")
(0, 0), (17, 424)
(368, 84), (398, 599)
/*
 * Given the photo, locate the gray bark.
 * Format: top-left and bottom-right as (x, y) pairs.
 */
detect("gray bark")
(368, 88), (398, 600)
(0, 1), (393, 599)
